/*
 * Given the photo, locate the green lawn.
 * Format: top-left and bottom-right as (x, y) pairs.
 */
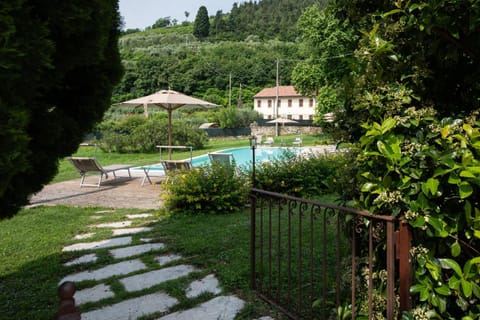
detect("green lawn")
(0, 205), (285, 319)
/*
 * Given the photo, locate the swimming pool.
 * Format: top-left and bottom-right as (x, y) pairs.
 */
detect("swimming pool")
(192, 147), (304, 167)
(133, 146), (306, 175)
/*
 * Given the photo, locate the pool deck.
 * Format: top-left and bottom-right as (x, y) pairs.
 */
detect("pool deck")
(28, 175), (164, 210)
(27, 145), (338, 211)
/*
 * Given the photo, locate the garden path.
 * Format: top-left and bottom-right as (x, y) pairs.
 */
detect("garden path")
(59, 212), (262, 319)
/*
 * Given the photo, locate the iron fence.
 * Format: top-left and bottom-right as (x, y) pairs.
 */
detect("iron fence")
(250, 188), (412, 320)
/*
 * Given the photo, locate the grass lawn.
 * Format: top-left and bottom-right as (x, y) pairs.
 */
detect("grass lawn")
(0, 205), (287, 320)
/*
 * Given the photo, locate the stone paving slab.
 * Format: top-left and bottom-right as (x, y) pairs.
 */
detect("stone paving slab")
(92, 221), (133, 228)
(75, 283), (114, 305)
(74, 233), (95, 240)
(112, 226), (153, 236)
(127, 213), (153, 219)
(109, 243), (165, 259)
(156, 254), (182, 266)
(61, 259), (146, 283)
(62, 236), (132, 252)
(186, 274), (221, 298)
(82, 292), (178, 320)
(120, 264), (196, 292)
(157, 295), (245, 320)
(64, 253), (98, 266)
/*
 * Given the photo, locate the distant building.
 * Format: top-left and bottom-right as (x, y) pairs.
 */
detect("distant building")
(253, 85), (316, 120)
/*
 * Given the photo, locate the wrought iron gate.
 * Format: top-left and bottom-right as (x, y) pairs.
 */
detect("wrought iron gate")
(250, 188), (412, 320)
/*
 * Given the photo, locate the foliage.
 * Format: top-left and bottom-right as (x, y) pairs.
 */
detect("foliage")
(193, 6), (209, 40)
(98, 114), (207, 153)
(293, 0), (480, 317)
(346, 0), (480, 315)
(0, 0), (123, 218)
(292, 3), (358, 139)
(255, 150), (348, 198)
(210, 0), (325, 41)
(162, 162), (250, 214)
(356, 109), (480, 317)
(114, 37), (300, 105)
(151, 17), (172, 29)
(214, 107), (262, 129)
(292, 4), (358, 94)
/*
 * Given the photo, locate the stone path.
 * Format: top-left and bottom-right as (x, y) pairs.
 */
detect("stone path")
(59, 209), (274, 320)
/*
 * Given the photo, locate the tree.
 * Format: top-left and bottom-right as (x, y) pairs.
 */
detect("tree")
(0, 0), (123, 218)
(291, 4), (358, 139)
(151, 17), (171, 29)
(193, 6), (210, 39)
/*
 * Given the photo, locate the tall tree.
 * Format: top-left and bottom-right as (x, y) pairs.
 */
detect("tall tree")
(0, 0), (123, 218)
(193, 6), (210, 39)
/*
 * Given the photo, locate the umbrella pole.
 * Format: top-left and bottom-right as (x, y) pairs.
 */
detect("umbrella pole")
(168, 109), (172, 160)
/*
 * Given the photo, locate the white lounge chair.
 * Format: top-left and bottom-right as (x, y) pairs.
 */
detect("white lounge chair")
(264, 137), (274, 146)
(208, 153), (235, 167)
(67, 157), (133, 188)
(292, 137), (302, 146)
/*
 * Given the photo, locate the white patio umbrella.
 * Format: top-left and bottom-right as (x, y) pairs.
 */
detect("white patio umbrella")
(267, 117), (298, 136)
(114, 90), (218, 153)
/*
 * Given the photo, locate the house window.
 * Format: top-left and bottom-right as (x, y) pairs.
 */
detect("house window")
(268, 100), (272, 108)
(288, 99), (292, 107)
(309, 99), (314, 107)
(287, 115), (292, 120)
(278, 99), (281, 107)
(267, 115), (272, 119)
(299, 115), (303, 120)
(299, 99), (304, 107)
(257, 100), (261, 108)
(309, 115), (313, 120)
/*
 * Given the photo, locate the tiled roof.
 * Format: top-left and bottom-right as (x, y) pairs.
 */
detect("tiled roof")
(254, 86), (303, 98)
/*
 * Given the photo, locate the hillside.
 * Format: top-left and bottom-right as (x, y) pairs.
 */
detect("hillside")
(112, 0), (325, 107)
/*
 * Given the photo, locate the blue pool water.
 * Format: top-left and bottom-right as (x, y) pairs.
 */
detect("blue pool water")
(192, 147), (303, 168)
(137, 146), (304, 172)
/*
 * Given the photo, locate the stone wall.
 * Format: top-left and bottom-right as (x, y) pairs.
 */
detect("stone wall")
(250, 122), (322, 137)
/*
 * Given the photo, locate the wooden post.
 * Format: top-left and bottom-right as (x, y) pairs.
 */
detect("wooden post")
(54, 282), (80, 320)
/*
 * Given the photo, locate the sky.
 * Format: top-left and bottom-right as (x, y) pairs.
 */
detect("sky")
(119, 0), (241, 30)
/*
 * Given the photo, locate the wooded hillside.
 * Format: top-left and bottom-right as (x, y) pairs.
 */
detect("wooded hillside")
(112, 0), (325, 107)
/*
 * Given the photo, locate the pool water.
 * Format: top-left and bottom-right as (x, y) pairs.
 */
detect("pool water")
(192, 147), (302, 167)
(136, 146), (304, 173)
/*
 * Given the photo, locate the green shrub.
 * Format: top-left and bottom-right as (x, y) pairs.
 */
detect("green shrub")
(162, 162), (250, 214)
(97, 115), (207, 153)
(356, 109), (480, 318)
(255, 150), (349, 198)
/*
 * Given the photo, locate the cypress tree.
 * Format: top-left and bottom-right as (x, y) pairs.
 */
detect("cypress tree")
(193, 6), (210, 39)
(0, 0), (123, 218)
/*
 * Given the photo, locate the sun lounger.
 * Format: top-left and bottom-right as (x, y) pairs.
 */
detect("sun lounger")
(264, 137), (274, 146)
(292, 137), (302, 146)
(67, 157), (133, 188)
(208, 153), (235, 167)
(160, 160), (192, 172)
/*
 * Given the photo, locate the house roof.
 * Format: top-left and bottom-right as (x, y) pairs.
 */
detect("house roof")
(254, 86), (303, 98)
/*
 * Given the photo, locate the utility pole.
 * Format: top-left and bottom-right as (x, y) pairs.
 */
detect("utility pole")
(228, 73), (232, 108)
(275, 58), (280, 136)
